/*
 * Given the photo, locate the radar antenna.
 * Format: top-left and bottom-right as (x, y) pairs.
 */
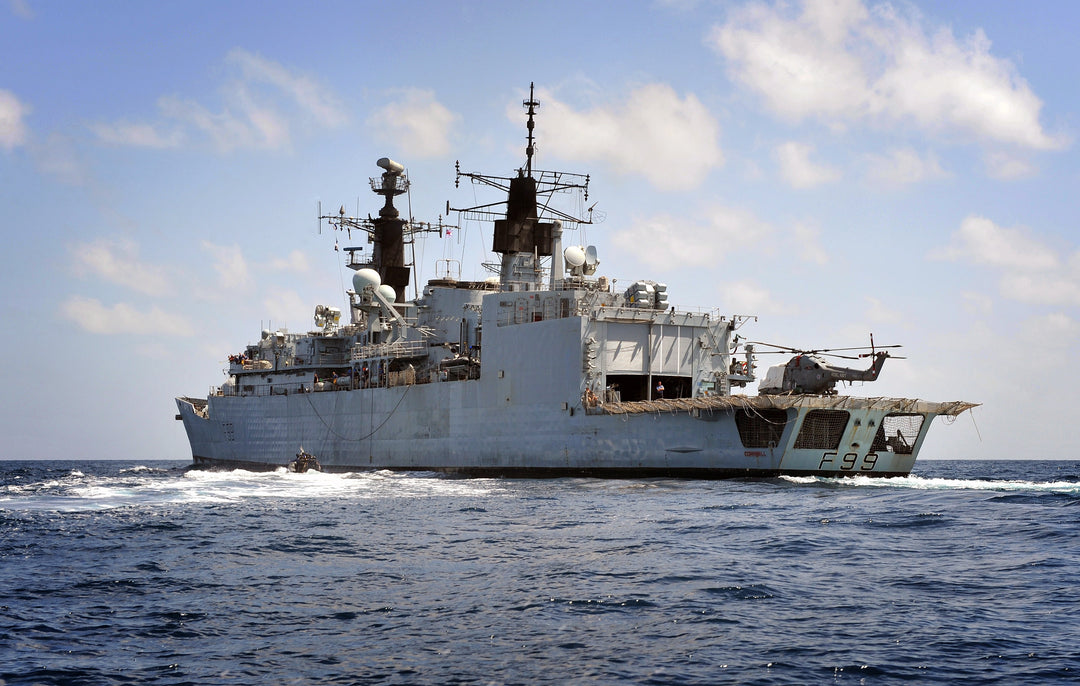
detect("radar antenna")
(524, 82), (539, 178)
(449, 83), (593, 231)
(318, 158), (457, 303)
(448, 83), (597, 288)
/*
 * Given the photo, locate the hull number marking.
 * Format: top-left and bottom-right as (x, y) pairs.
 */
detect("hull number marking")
(818, 451), (879, 471)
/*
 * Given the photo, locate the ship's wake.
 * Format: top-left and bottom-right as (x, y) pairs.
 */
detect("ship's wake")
(1, 466), (502, 512)
(781, 473), (1080, 494)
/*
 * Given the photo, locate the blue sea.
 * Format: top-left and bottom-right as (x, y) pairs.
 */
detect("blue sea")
(1, 460), (1078, 685)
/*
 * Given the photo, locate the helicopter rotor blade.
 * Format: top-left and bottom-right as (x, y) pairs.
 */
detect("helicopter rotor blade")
(750, 350), (861, 360)
(748, 341), (901, 355)
(815, 344), (903, 353)
(747, 341), (801, 352)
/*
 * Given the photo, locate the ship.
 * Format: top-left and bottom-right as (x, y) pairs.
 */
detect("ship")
(176, 84), (976, 478)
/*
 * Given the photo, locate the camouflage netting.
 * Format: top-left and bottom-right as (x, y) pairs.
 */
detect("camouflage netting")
(597, 395), (978, 417)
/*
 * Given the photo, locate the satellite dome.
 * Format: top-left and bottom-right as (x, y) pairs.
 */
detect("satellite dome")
(564, 246), (586, 267)
(377, 284), (397, 303)
(352, 268), (381, 292)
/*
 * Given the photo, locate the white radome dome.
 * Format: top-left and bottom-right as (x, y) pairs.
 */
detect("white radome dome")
(564, 245), (586, 267)
(377, 284), (397, 303)
(352, 268), (381, 292)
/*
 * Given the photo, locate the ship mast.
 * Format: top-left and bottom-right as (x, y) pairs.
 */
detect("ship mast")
(524, 82), (538, 178)
(319, 159), (449, 305)
(371, 158), (409, 304)
(449, 82), (593, 291)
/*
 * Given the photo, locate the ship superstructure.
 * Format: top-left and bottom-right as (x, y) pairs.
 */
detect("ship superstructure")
(177, 84), (975, 477)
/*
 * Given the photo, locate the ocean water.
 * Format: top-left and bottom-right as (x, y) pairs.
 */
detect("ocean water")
(1, 460), (1077, 685)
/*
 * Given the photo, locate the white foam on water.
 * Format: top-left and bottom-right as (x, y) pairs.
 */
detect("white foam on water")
(1, 467), (505, 512)
(781, 473), (1080, 494)
(118, 465), (169, 474)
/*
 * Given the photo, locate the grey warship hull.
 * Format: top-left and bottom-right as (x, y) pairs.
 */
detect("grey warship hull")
(176, 84), (975, 477)
(177, 386), (974, 478)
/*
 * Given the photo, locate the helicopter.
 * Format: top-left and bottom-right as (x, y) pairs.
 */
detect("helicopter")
(752, 336), (903, 396)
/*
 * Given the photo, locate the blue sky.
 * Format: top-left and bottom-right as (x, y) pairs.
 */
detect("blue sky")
(2, 0), (1077, 460)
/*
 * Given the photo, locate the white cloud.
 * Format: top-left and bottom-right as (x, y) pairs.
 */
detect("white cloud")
(792, 221), (829, 264)
(0, 89), (30, 150)
(90, 120), (184, 149)
(1024, 312), (1080, 349)
(367, 88), (459, 158)
(91, 49), (346, 152)
(712, 0), (871, 123)
(863, 296), (901, 324)
(30, 132), (87, 185)
(1000, 273), (1080, 307)
(201, 241), (252, 290)
(60, 296), (193, 336)
(775, 141), (840, 188)
(536, 84), (723, 191)
(135, 343), (172, 359)
(613, 204), (772, 268)
(990, 310), (1077, 383)
(268, 250), (311, 273)
(71, 238), (172, 296)
(874, 21), (1061, 150)
(226, 48), (347, 128)
(865, 147), (948, 187)
(931, 215), (1059, 271)
(158, 91), (290, 152)
(983, 151), (1036, 180)
(262, 288), (312, 331)
(961, 291), (994, 316)
(931, 215), (1080, 308)
(709, 0), (1066, 150)
(9, 0), (33, 18)
(721, 280), (792, 315)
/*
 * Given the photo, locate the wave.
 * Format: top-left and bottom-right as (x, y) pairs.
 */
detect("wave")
(5, 460), (1077, 513)
(119, 465), (171, 474)
(0, 467), (502, 512)
(780, 473), (1080, 494)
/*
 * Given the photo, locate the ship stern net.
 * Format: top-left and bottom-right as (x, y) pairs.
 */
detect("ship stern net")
(595, 395), (978, 417)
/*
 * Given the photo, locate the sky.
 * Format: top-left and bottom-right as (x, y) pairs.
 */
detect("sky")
(2, 0), (1078, 461)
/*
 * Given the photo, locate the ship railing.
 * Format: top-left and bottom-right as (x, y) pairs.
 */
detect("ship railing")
(217, 380), (342, 397)
(351, 340), (428, 361)
(231, 355), (352, 371)
(347, 254), (373, 270)
(230, 359), (273, 372)
(497, 278), (613, 294)
(213, 368), (429, 398)
(219, 381), (299, 397)
(370, 175), (408, 193)
(499, 280), (545, 293)
(311, 354), (351, 366)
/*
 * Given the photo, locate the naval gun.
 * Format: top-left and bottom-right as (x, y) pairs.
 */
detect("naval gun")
(754, 338), (901, 395)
